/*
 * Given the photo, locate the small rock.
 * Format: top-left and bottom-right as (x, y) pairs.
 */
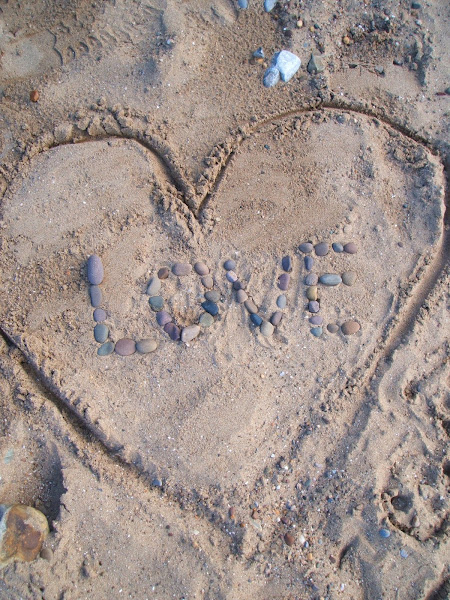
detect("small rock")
(342, 271), (357, 286)
(304, 256), (314, 271)
(270, 311), (283, 326)
(199, 313), (214, 327)
(149, 296), (164, 311)
(272, 50), (301, 82)
(250, 314), (263, 326)
(236, 289), (248, 303)
(341, 321), (360, 335)
(201, 275), (214, 289)
(309, 316), (323, 325)
(146, 277), (161, 296)
(205, 290), (220, 302)
(284, 532), (295, 546)
(89, 285), (102, 308)
(278, 273), (290, 290)
(156, 311), (172, 326)
(260, 321), (274, 337)
(263, 66), (280, 88)
(400, 549), (409, 558)
(264, 0), (277, 12)
(226, 270), (238, 283)
(202, 300), (219, 316)
(332, 242), (344, 253)
(311, 327), (323, 337)
(327, 323), (339, 333)
(306, 286), (318, 301)
(308, 300), (320, 313)
(136, 339), (158, 354)
(304, 273), (318, 286)
(314, 242), (329, 256)
(282, 255), (293, 272)
(181, 325), (200, 343)
(319, 274), (342, 286)
(244, 299), (258, 314)
(307, 54), (325, 74)
(276, 294), (287, 309)
(93, 308), (107, 322)
(299, 242), (313, 253)
(87, 255), (104, 285)
(94, 323), (109, 343)
(97, 341), (115, 356)
(40, 547), (53, 561)
(158, 267), (170, 280)
(223, 259), (236, 271)
(164, 322), (181, 341)
(233, 280), (246, 290)
(253, 47), (264, 59)
(172, 262), (192, 276)
(375, 65), (385, 76)
(115, 338), (136, 356)
(379, 528), (391, 538)
(0, 505), (49, 567)
(237, 0), (248, 8)
(344, 242), (357, 254)
(194, 261), (209, 276)
(152, 478), (163, 487)
(29, 90), (40, 103)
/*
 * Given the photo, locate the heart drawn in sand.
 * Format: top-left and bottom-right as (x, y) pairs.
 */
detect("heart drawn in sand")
(0, 110), (444, 495)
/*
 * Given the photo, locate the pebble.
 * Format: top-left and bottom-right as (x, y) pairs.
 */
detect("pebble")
(263, 66), (280, 88)
(202, 300), (219, 316)
(233, 280), (246, 290)
(158, 267), (169, 280)
(332, 242), (344, 253)
(0, 505), (49, 567)
(327, 323), (339, 333)
(278, 273), (290, 290)
(94, 323), (109, 343)
(149, 296), (164, 311)
(223, 259), (236, 271)
(237, 0), (248, 8)
(314, 242), (329, 256)
(379, 528), (391, 538)
(341, 320), (360, 335)
(136, 339), (158, 354)
(306, 286), (318, 301)
(344, 242), (357, 254)
(272, 50), (301, 82)
(264, 0), (277, 12)
(156, 311), (172, 326)
(307, 54), (325, 74)
(308, 300), (320, 313)
(276, 294), (287, 309)
(260, 321), (274, 337)
(98, 341), (115, 356)
(226, 270), (238, 283)
(40, 547), (53, 561)
(284, 532), (295, 547)
(305, 273), (318, 286)
(309, 316), (323, 325)
(244, 299), (258, 314)
(236, 289), (248, 303)
(199, 313), (214, 327)
(342, 271), (356, 286)
(164, 322), (181, 341)
(201, 275), (214, 289)
(89, 285), (102, 307)
(93, 308), (107, 322)
(311, 327), (323, 337)
(250, 314), (262, 326)
(146, 277), (161, 296)
(400, 549), (409, 558)
(87, 255), (104, 285)
(304, 256), (313, 271)
(205, 290), (220, 302)
(319, 274), (342, 286)
(172, 262), (192, 276)
(281, 255), (292, 272)
(253, 47), (264, 59)
(181, 325), (200, 343)
(115, 338), (136, 356)
(270, 311), (283, 326)
(194, 261), (209, 276)
(299, 242), (313, 253)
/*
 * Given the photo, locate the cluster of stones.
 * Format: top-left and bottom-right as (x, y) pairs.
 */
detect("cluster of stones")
(298, 242), (361, 338)
(149, 261), (220, 343)
(225, 256), (292, 338)
(87, 255), (158, 357)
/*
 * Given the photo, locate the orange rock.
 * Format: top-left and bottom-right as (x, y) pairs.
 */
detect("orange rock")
(0, 504), (49, 568)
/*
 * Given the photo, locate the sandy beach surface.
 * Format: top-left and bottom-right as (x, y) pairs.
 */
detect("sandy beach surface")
(0, 1), (448, 598)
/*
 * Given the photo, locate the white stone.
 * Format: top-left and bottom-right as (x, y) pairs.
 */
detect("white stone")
(272, 50), (301, 82)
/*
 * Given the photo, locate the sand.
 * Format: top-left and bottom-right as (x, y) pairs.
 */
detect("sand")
(0, 1), (448, 598)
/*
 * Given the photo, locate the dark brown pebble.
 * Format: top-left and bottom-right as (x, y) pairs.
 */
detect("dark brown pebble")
(305, 273), (318, 286)
(194, 261), (209, 276)
(278, 273), (290, 291)
(282, 255), (292, 272)
(314, 242), (329, 256)
(284, 533), (295, 546)
(115, 338), (136, 356)
(341, 320), (360, 335)
(30, 90), (40, 102)
(158, 267), (170, 280)
(308, 300), (320, 313)
(327, 323), (339, 333)
(164, 322), (181, 341)
(299, 242), (313, 253)
(87, 255), (104, 285)
(89, 285), (102, 307)
(93, 308), (107, 322)
(229, 507), (236, 519)
(172, 262), (192, 276)
(344, 242), (357, 254)
(270, 311), (283, 326)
